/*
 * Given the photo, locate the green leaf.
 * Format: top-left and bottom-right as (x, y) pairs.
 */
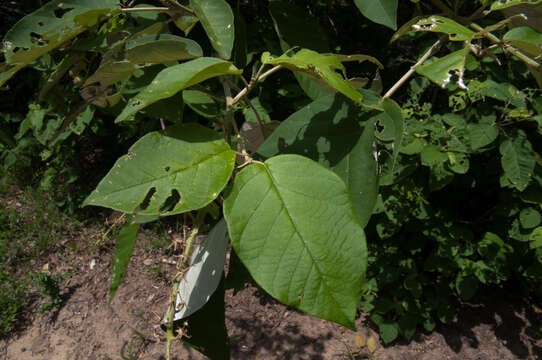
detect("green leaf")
(473, 79), (527, 108)
(354, 0), (398, 30)
(398, 314), (418, 341)
(421, 145), (448, 167)
(467, 123), (499, 150)
(115, 58), (241, 122)
(224, 154), (367, 329)
(455, 273), (478, 300)
(500, 129), (536, 191)
(258, 94), (365, 167)
(243, 98), (271, 124)
(262, 49), (364, 106)
(333, 120), (378, 228)
(109, 221), (140, 303)
(379, 321), (399, 344)
(416, 48), (469, 89)
(490, 0), (542, 11)
(381, 98), (404, 170)
(83, 123), (236, 216)
(412, 16), (475, 41)
(182, 90), (219, 118)
(520, 208), (541, 229)
(503, 26), (542, 58)
(190, 0), (235, 59)
(530, 227), (542, 249)
(1, 0), (119, 86)
(174, 219), (229, 320)
(124, 34), (203, 64)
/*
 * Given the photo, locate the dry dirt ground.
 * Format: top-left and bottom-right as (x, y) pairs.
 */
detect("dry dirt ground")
(1, 216), (542, 359)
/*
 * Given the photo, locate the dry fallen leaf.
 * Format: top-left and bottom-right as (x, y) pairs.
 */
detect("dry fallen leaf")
(355, 332), (367, 348)
(367, 335), (377, 353)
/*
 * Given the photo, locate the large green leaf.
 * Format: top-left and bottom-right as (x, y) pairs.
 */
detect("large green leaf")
(503, 27), (542, 58)
(190, 0), (235, 59)
(500, 129), (536, 191)
(182, 90), (219, 118)
(83, 123), (236, 215)
(354, 0), (398, 30)
(257, 94), (365, 167)
(115, 58), (241, 122)
(109, 221), (140, 303)
(1, 0), (119, 86)
(412, 16), (475, 41)
(262, 49), (364, 106)
(416, 48), (469, 89)
(125, 34), (203, 64)
(333, 120), (378, 228)
(173, 219), (229, 320)
(224, 154), (367, 329)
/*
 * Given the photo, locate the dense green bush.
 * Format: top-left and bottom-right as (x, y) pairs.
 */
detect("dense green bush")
(1, 0), (541, 357)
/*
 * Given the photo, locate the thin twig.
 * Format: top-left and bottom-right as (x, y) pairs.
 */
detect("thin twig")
(224, 77), (266, 139)
(469, 22), (541, 69)
(165, 220), (200, 360)
(231, 65), (282, 105)
(382, 36), (447, 100)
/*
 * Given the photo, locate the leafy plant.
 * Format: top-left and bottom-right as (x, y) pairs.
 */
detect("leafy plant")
(1, 0), (541, 357)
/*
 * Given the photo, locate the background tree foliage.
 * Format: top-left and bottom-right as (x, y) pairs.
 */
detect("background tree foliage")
(1, 0), (541, 357)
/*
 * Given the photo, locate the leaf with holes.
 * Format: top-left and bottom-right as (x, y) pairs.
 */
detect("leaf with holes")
(490, 0), (542, 11)
(83, 123), (235, 216)
(109, 221), (140, 303)
(190, 0), (235, 59)
(500, 129), (536, 191)
(412, 16), (475, 41)
(115, 58), (241, 122)
(224, 154), (367, 329)
(416, 48), (469, 89)
(354, 0), (398, 30)
(173, 219), (229, 320)
(1, 0), (119, 87)
(262, 49), (365, 106)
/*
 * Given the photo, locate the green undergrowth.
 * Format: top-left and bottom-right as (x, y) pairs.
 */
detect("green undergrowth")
(0, 173), (77, 337)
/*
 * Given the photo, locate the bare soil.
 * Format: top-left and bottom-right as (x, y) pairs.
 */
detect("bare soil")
(0, 207), (541, 359)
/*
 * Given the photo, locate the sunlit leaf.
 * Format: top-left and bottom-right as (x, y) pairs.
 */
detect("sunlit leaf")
(224, 155), (367, 329)
(354, 0), (398, 30)
(83, 123), (235, 216)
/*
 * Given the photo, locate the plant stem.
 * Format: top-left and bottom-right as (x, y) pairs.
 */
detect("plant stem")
(231, 65), (282, 105)
(382, 36), (447, 100)
(469, 22), (541, 69)
(225, 77), (266, 140)
(165, 222), (200, 360)
(120, 7), (169, 12)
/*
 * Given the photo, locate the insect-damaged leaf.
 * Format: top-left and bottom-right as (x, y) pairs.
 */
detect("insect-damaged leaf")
(490, 0), (542, 11)
(83, 123), (235, 216)
(173, 219), (229, 320)
(1, 0), (119, 87)
(190, 0), (235, 59)
(115, 57), (241, 122)
(412, 16), (475, 41)
(224, 154), (367, 329)
(416, 48), (469, 89)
